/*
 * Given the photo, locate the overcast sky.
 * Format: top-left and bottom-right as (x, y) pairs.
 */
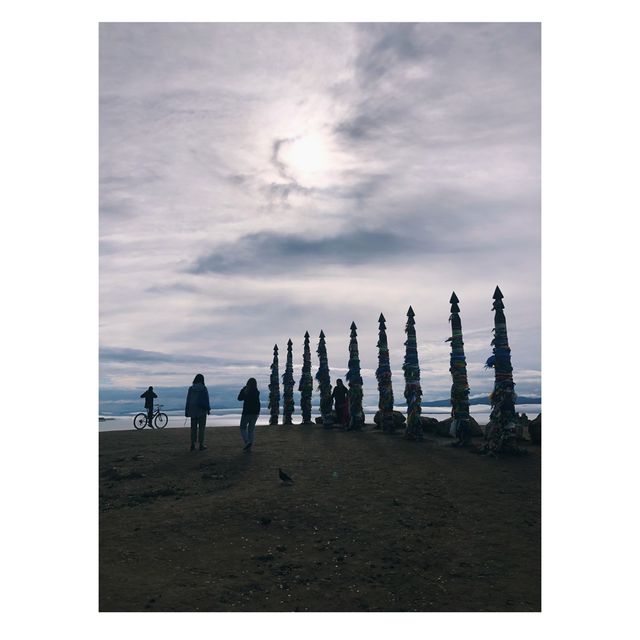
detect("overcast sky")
(99, 22), (540, 408)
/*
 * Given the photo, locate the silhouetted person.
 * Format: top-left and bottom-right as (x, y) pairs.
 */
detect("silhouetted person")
(238, 378), (261, 451)
(332, 379), (349, 426)
(185, 374), (211, 451)
(140, 386), (157, 429)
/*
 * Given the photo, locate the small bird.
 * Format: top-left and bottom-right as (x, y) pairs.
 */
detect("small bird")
(279, 468), (294, 484)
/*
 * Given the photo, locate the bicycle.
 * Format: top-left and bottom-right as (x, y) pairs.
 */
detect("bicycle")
(133, 405), (168, 430)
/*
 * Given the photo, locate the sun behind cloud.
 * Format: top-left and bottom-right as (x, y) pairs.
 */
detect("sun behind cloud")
(279, 132), (332, 184)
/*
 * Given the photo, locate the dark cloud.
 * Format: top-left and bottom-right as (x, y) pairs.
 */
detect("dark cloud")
(99, 197), (139, 219)
(99, 239), (120, 256)
(188, 229), (421, 274)
(333, 114), (380, 141)
(227, 173), (249, 185)
(264, 181), (312, 201)
(144, 282), (199, 294)
(334, 23), (540, 147)
(271, 137), (293, 180)
(187, 184), (536, 276)
(100, 346), (263, 368)
(354, 23), (424, 82)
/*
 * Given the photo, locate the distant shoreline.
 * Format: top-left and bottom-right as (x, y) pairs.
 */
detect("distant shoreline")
(99, 398), (542, 420)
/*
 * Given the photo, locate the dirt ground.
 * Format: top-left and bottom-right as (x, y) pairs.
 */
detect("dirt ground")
(99, 424), (540, 612)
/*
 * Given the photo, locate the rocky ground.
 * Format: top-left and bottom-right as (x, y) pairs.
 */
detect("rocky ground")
(100, 423), (540, 612)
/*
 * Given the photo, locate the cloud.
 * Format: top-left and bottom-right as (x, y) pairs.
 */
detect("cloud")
(354, 23), (425, 85)
(99, 23), (540, 405)
(188, 229), (421, 275)
(100, 346), (263, 368)
(144, 282), (200, 294)
(271, 137), (294, 181)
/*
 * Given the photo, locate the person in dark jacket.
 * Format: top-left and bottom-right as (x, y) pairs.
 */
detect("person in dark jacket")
(185, 374), (211, 451)
(140, 386), (158, 429)
(332, 379), (349, 426)
(238, 377), (261, 451)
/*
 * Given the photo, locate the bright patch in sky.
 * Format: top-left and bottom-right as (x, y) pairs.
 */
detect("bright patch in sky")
(280, 133), (332, 183)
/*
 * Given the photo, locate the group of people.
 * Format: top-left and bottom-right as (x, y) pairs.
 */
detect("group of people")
(142, 375), (260, 451)
(184, 374), (261, 451)
(142, 375), (354, 450)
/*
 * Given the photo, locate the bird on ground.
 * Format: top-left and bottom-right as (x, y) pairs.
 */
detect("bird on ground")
(279, 468), (294, 484)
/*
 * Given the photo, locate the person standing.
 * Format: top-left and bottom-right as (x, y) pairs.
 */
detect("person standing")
(238, 378), (261, 451)
(185, 374), (211, 451)
(332, 379), (349, 426)
(140, 386), (158, 429)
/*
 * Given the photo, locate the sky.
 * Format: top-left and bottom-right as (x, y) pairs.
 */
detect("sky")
(99, 22), (540, 413)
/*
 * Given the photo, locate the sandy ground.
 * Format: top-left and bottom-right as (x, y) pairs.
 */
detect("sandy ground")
(99, 424), (540, 612)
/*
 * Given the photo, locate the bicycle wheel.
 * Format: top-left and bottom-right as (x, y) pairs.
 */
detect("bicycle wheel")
(133, 413), (148, 430)
(154, 413), (168, 429)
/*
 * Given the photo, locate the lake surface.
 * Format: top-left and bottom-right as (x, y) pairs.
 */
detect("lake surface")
(99, 404), (541, 432)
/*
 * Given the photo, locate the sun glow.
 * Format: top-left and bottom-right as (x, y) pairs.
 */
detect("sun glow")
(280, 133), (331, 182)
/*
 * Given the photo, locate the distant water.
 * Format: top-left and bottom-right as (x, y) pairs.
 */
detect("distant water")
(99, 404), (541, 432)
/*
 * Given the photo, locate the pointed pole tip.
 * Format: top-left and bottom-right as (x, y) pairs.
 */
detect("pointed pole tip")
(378, 313), (386, 323)
(449, 291), (459, 304)
(493, 285), (503, 299)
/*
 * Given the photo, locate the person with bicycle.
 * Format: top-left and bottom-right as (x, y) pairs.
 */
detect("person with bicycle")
(140, 386), (158, 429)
(185, 373), (211, 451)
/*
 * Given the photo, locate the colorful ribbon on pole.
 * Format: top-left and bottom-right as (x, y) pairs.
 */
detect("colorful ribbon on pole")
(298, 331), (313, 424)
(345, 321), (364, 431)
(448, 292), (471, 445)
(268, 344), (280, 426)
(282, 338), (295, 425)
(403, 306), (423, 441)
(483, 286), (519, 453)
(315, 330), (333, 428)
(376, 313), (395, 433)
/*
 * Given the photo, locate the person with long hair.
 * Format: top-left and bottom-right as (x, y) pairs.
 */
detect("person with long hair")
(238, 377), (261, 451)
(185, 373), (211, 451)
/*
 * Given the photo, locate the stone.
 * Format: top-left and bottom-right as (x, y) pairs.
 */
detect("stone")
(420, 416), (440, 433)
(431, 416), (483, 438)
(373, 410), (406, 429)
(315, 411), (338, 426)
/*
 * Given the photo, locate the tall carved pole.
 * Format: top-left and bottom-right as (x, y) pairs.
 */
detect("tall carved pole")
(268, 344), (280, 426)
(376, 313), (395, 432)
(282, 338), (295, 425)
(345, 321), (364, 431)
(448, 292), (471, 446)
(484, 286), (518, 453)
(316, 330), (333, 428)
(403, 306), (423, 441)
(298, 330), (313, 424)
